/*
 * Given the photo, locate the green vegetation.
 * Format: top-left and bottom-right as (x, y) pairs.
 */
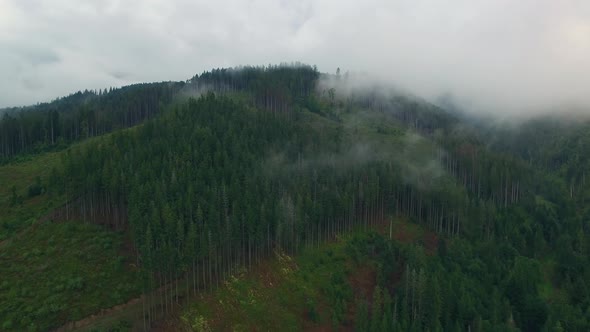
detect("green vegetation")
(0, 221), (140, 331)
(0, 83), (182, 161)
(181, 229), (590, 331)
(0, 151), (63, 240)
(0, 64), (588, 331)
(181, 237), (355, 331)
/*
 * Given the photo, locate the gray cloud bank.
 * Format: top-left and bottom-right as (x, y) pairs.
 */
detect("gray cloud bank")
(1, 0), (589, 116)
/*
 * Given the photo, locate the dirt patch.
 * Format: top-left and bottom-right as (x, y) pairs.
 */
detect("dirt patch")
(377, 217), (439, 255)
(422, 230), (438, 254)
(150, 313), (186, 332)
(388, 218), (420, 244)
(340, 264), (377, 330)
(253, 257), (282, 288)
(349, 264), (377, 300)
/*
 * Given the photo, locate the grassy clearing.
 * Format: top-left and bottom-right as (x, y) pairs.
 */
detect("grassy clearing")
(0, 129), (135, 241)
(0, 151), (64, 240)
(178, 227), (413, 332)
(176, 218), (435, 331)
(180, 241), (355, 331)
(181, 250), (342, 331)
(0, 221), (140, 332)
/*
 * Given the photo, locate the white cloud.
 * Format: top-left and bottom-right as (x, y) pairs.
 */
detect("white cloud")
(0, 0), (589, 116)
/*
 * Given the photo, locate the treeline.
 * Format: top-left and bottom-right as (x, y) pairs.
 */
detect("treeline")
(0, 64), (319, 162)
(0, 82), (182, 160)
(184, 63), (319, 116)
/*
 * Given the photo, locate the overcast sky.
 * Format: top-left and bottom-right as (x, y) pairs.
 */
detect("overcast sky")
(1, 0), (589, 114)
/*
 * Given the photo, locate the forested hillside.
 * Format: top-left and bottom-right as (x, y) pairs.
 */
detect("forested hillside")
(0, 83), (182, 161)
(1, 65), (588, 331)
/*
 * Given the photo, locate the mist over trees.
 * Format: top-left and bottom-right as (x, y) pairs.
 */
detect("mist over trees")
(1, 65), (589, 331)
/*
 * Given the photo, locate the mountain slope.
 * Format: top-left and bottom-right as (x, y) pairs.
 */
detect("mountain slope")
(0, 65), (588, 331)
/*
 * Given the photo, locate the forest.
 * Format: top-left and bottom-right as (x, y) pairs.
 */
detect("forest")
(0, 64), (589, 331)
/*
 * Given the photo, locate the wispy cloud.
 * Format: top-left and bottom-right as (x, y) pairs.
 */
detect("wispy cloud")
(0, 0), (589, 116)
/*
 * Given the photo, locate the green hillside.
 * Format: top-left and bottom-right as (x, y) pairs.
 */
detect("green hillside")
(0, 65), (589, 331)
